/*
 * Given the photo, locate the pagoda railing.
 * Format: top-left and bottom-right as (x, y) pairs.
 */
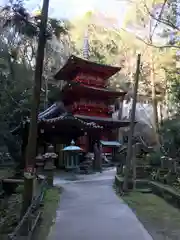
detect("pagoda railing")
(74, 75), (105, 88)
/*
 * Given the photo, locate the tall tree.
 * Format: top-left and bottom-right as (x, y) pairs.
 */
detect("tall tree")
(120, 0), (176, 129)
(123, 54), (141, 192)
(21, 0), (50, 215)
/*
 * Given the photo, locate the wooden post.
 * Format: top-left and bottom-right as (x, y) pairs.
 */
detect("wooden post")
(123, 54), (141, 192)
(132, 145), (136, 190)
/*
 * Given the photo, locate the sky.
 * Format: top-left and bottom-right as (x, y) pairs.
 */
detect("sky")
(0, 0), (128, 26)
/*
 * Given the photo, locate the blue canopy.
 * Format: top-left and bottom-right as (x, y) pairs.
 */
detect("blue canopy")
(62, 146), (83, 151)
(62, 140), (83, 152)
(100, 140), (121, 147)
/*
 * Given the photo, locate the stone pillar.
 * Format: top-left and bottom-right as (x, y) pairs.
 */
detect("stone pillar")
(132, 145), (137, 189)
(58, 144), (64, 168)
(118, 100), (123, 142)
(35, 153), (44, 174)
(43, 145), (57, 187)
(93, 142), (102, 172)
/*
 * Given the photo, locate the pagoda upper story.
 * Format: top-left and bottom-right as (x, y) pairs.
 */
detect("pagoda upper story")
(54, 55), (126, 118)
(54, 55), (121, 86)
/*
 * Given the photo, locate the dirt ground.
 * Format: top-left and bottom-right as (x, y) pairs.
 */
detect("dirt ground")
(122, 191), (180, 240)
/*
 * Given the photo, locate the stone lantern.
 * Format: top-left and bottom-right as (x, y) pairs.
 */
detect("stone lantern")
(35, 153), (45, 174)
(43, 145), (57, 186)
(62, 140), (83, 171)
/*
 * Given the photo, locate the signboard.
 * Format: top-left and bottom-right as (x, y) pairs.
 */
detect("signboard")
(25, 166), (34, 173)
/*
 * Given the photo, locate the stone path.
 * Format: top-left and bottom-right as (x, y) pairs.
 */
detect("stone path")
(48, 169), (153, 240)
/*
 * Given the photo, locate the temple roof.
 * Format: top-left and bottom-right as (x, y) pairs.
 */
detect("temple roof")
(54, 55), (121, 81)
(100, 140), (122, 147)
(74, 114), (131, 128)
(38, 112), (102, 142)
(11, 103), (102, 136)
(38, 102), (66, 120)
(11, 101), (131, 138)
(39, 112), (103, 130)
(63, 83), (126, 102)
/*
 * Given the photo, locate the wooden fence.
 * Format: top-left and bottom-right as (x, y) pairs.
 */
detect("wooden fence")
(8, 177), (47, 240)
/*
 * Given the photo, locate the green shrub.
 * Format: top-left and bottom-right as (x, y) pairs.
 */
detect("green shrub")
(147, 150), (162, 167)
(160, 118), (180, 159)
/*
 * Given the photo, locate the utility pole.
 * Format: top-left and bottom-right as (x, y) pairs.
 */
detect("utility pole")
(123, 54), (141, 192)
(21, 0), (50, 215)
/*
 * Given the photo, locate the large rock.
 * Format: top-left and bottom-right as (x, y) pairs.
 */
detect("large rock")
(133, 122), (159, 148)
(114, 98), (159, 150)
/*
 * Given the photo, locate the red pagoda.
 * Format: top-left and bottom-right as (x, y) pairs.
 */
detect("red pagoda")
(54, 55), (129, 153)
(12, 33), (131, 171)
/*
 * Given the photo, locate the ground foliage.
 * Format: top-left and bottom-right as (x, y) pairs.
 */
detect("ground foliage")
(122, 191), (180, 240)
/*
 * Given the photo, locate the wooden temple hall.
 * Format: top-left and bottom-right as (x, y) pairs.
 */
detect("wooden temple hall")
(12, 55), (130, 171)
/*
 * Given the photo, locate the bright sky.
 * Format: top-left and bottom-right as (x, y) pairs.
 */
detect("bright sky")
(1, 0), (128, 26)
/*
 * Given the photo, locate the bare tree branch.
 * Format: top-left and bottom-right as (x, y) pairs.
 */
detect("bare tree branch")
(150, 0), (168, 40)
(115, 27), (180, 49)
(142, 0), (180, 32)
(135, 35), (180, 49)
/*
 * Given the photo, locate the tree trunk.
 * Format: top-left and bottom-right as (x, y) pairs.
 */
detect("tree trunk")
(159, 103), (163, 126)
(123, 54), (141, 192)
(150, 56), (158, 132)
(150, 54), (160, 148)
(21, 0), (50, 217)
(44, 77), (48, 109)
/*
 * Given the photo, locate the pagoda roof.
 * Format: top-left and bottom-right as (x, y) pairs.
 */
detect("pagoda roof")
(74, 114), (131, 129)
(63, 83), (126, 102)
(38, 102), (66, 120)
(54, 55), (121, 81)
(38, 112), (103, 142)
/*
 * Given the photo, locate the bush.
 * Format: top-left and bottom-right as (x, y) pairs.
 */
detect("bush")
(147, 150), (162, 167)
(160, 118), (180, 159)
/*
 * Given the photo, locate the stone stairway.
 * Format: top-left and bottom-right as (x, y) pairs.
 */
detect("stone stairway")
(135, 166), (149, 179)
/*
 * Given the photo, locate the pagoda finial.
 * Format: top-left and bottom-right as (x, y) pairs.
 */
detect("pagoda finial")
(71, 140), (75, 145)
(83, 28), (89, 60)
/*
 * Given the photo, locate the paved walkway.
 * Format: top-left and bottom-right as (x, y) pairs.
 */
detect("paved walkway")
(48, 169), (153, 240)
